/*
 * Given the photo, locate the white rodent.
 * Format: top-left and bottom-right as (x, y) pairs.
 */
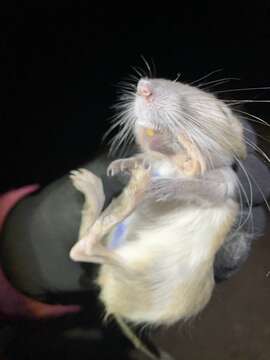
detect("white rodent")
(69, 76), (247, 327)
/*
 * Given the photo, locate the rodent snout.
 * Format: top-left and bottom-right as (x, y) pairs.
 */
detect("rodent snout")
(137, 79), (153, 100)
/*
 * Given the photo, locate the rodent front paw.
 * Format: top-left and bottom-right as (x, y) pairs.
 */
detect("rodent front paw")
(107, 157), (151, 177)
(107, 159), (128, 176)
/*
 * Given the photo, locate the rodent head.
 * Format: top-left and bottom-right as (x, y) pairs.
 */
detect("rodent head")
(111, 77), (247, 171)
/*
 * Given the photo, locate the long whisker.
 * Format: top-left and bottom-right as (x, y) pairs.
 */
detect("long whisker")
(131, 66), (145, 79)
(174, 73), (182, 82)
(234, 175), (247, 232)
(124, 73), (141, 83)
(234, 171), (252, 233)
(216, 86), (270, 94)
(140, 55), (152, 78)
(243, 126), (270, 144)
(243, 161), (270, 211)
(109, 119), (134, 156)
(204, 79), (239, 91)
(189, 68), (223, 85)
(102, 110), (132, 141)
(233, 158), (254, 232)
(227, 100), (270, 106)
(102, 119), (123, 143)
(116, 81), (137, 91)
(232, 109), (270, 127)
(244, 138), (270, 163)
(198, 77), (240, 89)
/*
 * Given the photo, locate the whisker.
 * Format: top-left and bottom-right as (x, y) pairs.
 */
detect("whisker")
(244, 164), (270, 211)
(174, 73), (182, 82)
(203, 79), (239, 91)
(109, 121), (134, 156)
(116, 81), (137, 91)
(234, 172), (252, 233)
(102, 121), (122, 143)
(242, 126), (270, 145)
(234, 175), (247, 232)
(244, 138), (270, 163)
(227, 100), (270, 106)
(198, 77), (240, 89)
(131, 66), (145, 79)
(124, 73), (141, 83)
(232, 109), (270, 127)
(189, 68), (223, 85)
(140, 55), (152, 78)
(216, 86), (270, 94)
(233, 158), (254, 232)
(102, 112), (131, 141)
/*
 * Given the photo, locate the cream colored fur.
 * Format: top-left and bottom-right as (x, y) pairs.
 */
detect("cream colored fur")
(98, 197), (238, 325)
(69, 76), (246, 329)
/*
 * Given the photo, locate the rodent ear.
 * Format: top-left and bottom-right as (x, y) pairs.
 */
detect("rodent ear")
(183, 158), (205, 176)
(178, 133), (206, 175)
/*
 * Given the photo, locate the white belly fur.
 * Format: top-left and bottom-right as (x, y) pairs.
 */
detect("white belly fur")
(97, 199), (238, 326)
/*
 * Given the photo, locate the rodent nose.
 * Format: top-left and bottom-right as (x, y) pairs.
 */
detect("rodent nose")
(137, 80), (152, 99)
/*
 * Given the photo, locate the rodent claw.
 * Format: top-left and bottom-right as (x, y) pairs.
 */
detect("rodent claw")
(107, 157), (151, 178)
(107, 166), (114, 177)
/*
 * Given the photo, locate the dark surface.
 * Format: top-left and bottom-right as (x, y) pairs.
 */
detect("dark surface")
(1, 3), (270, 360)
(1, 3), (270, 191)
(152, 221), (270, 360)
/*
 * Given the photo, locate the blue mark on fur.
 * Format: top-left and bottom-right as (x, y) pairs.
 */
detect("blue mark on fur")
(108, 221), (127, 249)
(152, 170), (161, 177)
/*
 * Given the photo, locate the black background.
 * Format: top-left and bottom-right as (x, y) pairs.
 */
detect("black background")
(1, 4), (270, 360)
(1, 2), (270, 192)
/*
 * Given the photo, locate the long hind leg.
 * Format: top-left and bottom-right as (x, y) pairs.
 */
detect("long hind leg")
(69, 168), (105, 261)
(79, 165), (151, 256)
(69, 165), (150, 264)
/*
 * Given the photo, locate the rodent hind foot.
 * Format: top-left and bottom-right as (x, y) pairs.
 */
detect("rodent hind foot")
(70, 168), (105, 202)
(69, 238), (107, 264)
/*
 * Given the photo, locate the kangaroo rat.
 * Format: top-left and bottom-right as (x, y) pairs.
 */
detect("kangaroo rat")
(69, 77), (247, 357)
